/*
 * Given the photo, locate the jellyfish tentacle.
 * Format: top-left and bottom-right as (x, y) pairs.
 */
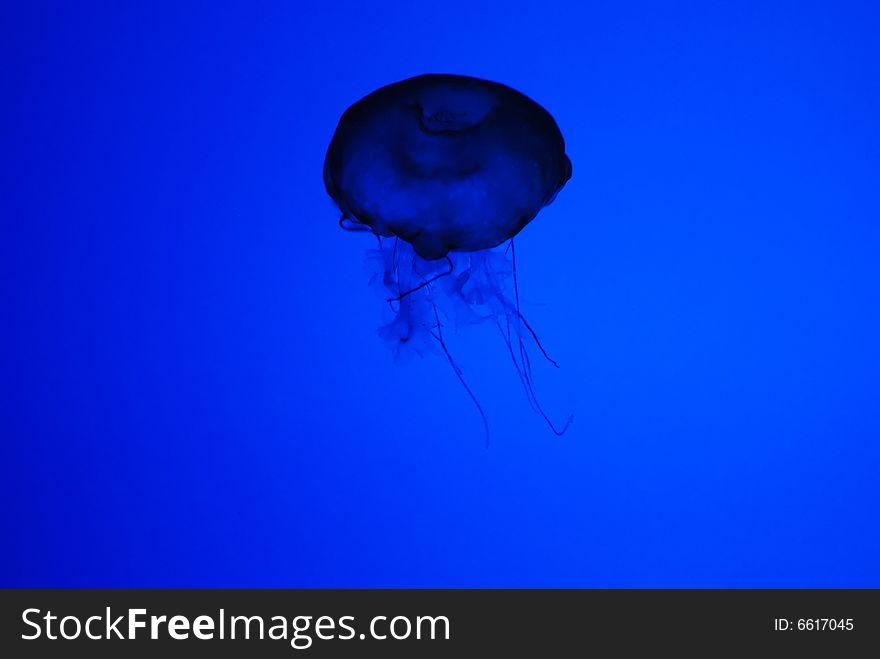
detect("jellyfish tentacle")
(510, 238), (560, 368)
(516, 312), (559, 368)
(392, 237), (401, 297)
(339, 215), (372, 232)
(503, 239), (573, 436)
(497, 317), (542, 415)
(500, 318), (573, 435)
(428, 296), (491, 448)
(386, 255), (454, 302)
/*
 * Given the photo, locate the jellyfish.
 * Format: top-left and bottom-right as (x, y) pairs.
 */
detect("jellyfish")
(324, 74), (572, 444)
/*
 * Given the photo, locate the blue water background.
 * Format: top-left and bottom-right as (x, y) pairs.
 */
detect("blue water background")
(2, 1), (878, 586)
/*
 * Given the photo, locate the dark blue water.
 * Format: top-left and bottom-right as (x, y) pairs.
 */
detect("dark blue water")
(3, 1), (878, 586)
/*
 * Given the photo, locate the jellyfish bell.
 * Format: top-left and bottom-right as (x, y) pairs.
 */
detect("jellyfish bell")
(324, 74), (573, 443)
(324, 73), (571, 260)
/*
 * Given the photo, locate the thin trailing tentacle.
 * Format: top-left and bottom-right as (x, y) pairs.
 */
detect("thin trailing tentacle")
(392, 237), (401, 296)
(386, 255), (454, 302)
(497, 316), (541, 415)
(504, 239), (573, 436)
(510, 238), (560, 368)
(503, 321), (573, 436)
(516, 312), (560, 368)
(339, 215), (373, 232)
(429, 290), (490, 448)
(377, 237), (401, 314)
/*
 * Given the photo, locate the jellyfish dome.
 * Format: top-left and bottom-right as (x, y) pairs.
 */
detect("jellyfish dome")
(324, 74), (573, 442)
(324, 73), (571, 260)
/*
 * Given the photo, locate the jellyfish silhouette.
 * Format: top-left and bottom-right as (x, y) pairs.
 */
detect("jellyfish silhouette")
(324, 74), (572, 444)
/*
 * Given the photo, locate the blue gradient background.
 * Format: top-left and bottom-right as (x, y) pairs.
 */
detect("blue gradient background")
(2, 1), (878, 587)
